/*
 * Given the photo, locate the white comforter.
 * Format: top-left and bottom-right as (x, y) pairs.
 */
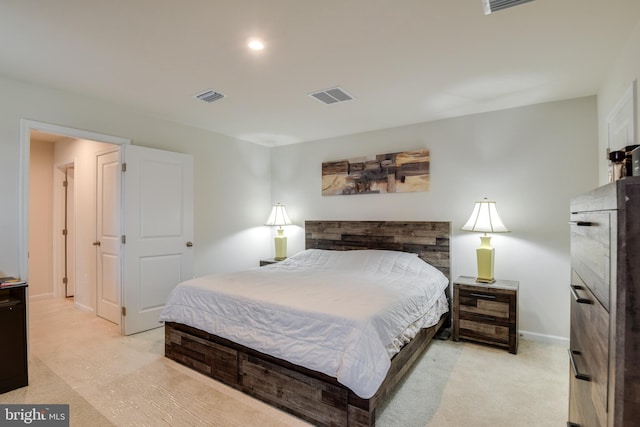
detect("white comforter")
(160, 249), (449, 398)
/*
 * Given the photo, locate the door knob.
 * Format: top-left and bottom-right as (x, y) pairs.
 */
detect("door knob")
(93, 241), (101, 246)
(186, 241), (193, 247)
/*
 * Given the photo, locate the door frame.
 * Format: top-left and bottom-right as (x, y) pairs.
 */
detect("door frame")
(19, 120), (130, 284)
(53, 161), (75, 299)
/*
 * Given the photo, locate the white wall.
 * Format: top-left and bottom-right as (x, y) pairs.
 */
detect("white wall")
(598, 19), (640, 184)
(0, 75), (273, 289)
(28, 140), (54, 298)
(271, 97), (599, 342)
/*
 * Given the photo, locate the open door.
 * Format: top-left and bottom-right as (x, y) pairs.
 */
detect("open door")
(121, 145), (194, 335)
(96, 149), (122, 324)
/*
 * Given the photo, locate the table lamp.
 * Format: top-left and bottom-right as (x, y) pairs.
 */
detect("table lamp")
(461, 198), (509, 283)
(265, 203), (292, 260)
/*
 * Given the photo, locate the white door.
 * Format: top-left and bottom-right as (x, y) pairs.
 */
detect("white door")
(96, 149), (122, 324)
(121, 145), (194, 335)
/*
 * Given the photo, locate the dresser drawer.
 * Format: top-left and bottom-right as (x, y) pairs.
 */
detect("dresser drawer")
(570, 211), (611, 310)
(568, 272), (608, 427)
(458, 288), (512, 320)
(458, 319), (509, 343)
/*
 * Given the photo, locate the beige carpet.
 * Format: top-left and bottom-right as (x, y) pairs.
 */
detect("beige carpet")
(377, 338), (463, 426)
(1, 298), (568, 426)
(424, 338), (567, 426)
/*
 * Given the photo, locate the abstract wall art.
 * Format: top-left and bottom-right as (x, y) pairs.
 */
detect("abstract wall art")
(322, 149), (430, 196)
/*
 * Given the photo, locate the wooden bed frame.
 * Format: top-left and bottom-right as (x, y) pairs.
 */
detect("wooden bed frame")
(165, 220), (451, 427)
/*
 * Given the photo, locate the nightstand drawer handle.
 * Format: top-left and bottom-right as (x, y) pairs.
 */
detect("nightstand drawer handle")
(568, 220), (593, 226)
(469, 292), (496, 300)
(569, 285), (593, 305)
(568, 349), (591, 382)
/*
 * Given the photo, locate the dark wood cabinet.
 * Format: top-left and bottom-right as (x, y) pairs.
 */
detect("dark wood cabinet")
(452, 276), (518, 354)
(0, 283), (28, 394)
(568, 177), (640, 427)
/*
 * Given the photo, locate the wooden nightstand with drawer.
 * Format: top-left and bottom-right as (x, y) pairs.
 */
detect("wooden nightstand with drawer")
(452, 276), (519, 354)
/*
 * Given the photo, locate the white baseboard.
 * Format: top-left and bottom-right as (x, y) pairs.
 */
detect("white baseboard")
(29, 292), (55, 301)
(74, 302), (94, 313)
(28, 294), (96, 314)
(519, 330), (569, 346)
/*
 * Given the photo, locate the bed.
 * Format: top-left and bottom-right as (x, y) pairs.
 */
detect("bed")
(162, 220), (451, 427)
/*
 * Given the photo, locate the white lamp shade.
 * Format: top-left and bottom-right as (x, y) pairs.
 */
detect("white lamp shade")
(265, 203), (292, 227)
(461, 198), (509, 233)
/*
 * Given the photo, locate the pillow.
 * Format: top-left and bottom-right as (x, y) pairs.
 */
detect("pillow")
(273, 248), (448, 293)
(278, 248), (420, 273)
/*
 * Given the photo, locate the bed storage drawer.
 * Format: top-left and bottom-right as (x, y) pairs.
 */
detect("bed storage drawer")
(165, 324), (239, 386)
(568, 272), (608, 427)
(239, 353), (349, 426)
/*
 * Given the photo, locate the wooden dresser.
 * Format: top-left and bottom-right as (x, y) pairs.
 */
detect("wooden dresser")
(568, 177), (640, 427)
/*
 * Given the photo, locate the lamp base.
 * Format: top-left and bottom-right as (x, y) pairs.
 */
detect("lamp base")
(475, 277), (496, 284)
(475, 235), (495, 284)
(274, 229), (287, 261)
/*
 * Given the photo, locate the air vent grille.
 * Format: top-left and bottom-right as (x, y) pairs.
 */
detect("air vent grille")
(483, 0), (535, 14)
(193, 89), (224, 103)
(309, 87), (354, 105)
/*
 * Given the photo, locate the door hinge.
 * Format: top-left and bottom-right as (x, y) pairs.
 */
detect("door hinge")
(62, 229), (68, 236)
(121, 235), (126, 244)
(62, 277), (68, 284)
(63, 180), (68, 187)
(121, 163), (127, 172)
(121, 306), (126, 316)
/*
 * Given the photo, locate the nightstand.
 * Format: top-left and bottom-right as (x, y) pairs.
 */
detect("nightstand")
(452, 275), (519, 354)
(259, 258), (281, 266)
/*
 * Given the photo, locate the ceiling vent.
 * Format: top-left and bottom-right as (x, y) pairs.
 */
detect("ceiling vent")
(193, 89), (225, 103)
(309, 86), (354, 105)
(482, 0), (535, 14)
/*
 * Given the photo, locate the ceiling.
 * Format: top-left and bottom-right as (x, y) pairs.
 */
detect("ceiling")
(2, 1), (640, 147)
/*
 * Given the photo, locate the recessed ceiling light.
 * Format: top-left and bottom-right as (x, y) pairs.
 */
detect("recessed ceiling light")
(248, 39), (265, 51)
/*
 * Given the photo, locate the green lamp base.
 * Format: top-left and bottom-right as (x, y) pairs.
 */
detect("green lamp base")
(475, 235), (495, 283)
(274, 228), (288, 261)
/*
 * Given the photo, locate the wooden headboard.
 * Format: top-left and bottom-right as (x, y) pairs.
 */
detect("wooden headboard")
(305, 220), (450, 280)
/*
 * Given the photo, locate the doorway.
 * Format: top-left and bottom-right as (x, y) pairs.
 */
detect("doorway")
(22, 120), (194, 335)
(21, 120), (130, 320)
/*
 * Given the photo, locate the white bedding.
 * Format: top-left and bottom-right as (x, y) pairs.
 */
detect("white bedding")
(160, 249), (449, 399)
